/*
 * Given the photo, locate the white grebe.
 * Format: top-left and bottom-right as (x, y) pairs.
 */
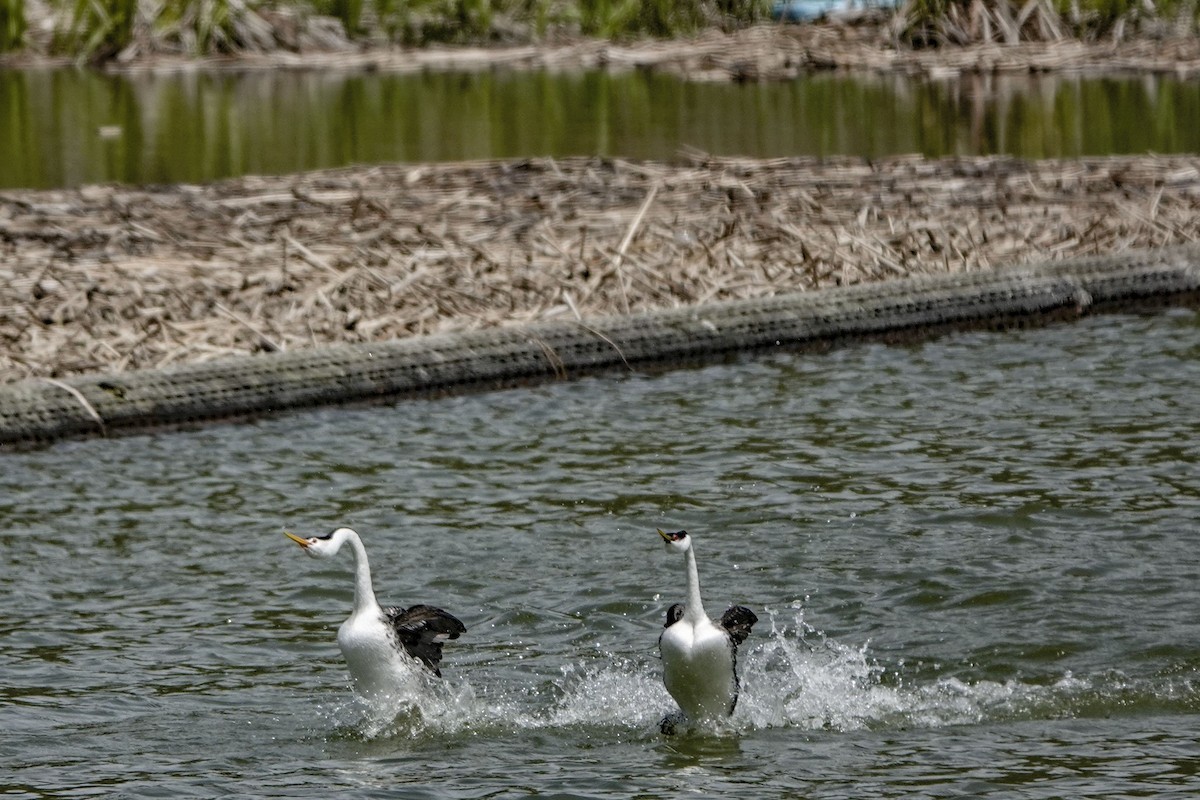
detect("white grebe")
(656, 528), (757, 733)
(284, 527), (465, 698)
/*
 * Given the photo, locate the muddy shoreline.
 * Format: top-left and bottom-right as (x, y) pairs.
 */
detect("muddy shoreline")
(7, 23), (1200, 79)
(3, 153), (1199, 385)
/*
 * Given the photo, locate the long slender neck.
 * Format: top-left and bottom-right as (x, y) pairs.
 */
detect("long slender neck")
(343, 531), (379, 614)
(682, 546), (708, 623)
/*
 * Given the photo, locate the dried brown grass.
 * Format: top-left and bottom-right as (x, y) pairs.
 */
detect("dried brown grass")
(2, 153), (1199, 383)
(10, 21), (1200, 78)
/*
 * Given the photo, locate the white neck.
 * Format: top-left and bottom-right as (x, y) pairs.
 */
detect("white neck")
(342, 530), (380, 614)
(682, 545), (708, 623)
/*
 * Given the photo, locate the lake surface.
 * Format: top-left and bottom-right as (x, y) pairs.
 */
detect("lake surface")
(2, 309), (1199, 797)
(3, 68), (1200, 188)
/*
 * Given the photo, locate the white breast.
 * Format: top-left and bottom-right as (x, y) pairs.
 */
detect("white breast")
(336, 610), (418, 700)
(659, 618), (738, 721)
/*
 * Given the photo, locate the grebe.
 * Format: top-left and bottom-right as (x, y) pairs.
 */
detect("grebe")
(656, 528), (757, 733)
(285, 527), (466, 698)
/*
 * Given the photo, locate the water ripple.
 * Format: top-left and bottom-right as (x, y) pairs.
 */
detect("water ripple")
(2, 311), (1199, 798)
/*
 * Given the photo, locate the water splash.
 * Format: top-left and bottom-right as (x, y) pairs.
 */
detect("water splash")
(734, 606), (1200, 732)
(736, 607), (900, 732)
(545, 658), (669, 729)
(323, 605), (1198, 740)
(318, 666), (488, 740)
(733, 606), (1079, 732)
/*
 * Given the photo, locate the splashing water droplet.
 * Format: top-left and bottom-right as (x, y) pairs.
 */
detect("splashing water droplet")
(314, 606), (1134, 741)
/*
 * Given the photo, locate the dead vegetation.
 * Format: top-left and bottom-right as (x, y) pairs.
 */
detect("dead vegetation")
(10, 21), (1200, 79)
(2, 153), (1199, 383)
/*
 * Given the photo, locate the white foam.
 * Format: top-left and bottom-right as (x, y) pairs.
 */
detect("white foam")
(324, 605), (1122, 740)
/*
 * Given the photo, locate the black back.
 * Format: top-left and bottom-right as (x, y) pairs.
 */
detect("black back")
(385, 604), (467, 677)
(719, 605), (758, 647)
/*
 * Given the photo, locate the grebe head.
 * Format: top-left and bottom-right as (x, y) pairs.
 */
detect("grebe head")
(657, 528), (693, 556)
(284, 527), (356, 559)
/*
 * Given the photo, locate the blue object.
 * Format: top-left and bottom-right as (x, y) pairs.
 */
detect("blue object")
(771, 0), (899, 21)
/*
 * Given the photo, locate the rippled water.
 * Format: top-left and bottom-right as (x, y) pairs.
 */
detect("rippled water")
(3, 310), (1199, 797)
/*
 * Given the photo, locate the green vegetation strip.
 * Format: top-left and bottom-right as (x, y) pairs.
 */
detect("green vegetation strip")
(3, 0), (773, 60)
(1, 245), (1197, 447)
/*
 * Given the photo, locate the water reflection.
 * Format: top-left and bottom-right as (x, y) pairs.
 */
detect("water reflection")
(1, 69), (1198, 188)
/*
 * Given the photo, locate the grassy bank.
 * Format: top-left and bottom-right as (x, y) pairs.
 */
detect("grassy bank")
(1, 0), (1198, 64)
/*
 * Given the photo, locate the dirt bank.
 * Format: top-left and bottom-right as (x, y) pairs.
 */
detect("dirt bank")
(3, 153), (1199, 385)
(207, 24), (1200, 80)
(8, 19), (1200, 79)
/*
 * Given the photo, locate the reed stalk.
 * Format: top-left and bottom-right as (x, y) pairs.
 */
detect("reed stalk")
(899, 0), (1200, 45)
(578, 0), (767, 37)
(0, 0), (24, 51)
(52, 0), (138, 60)
(13, 0), (1200, 61)
(374, 0), (496, 44)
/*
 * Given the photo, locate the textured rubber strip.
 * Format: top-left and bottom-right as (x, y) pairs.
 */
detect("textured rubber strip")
(1, 245), (1197, 447)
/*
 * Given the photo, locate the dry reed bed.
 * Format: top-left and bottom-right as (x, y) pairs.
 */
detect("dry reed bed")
(93, 24), (1200, 80)
(2, 153), (1200, 383)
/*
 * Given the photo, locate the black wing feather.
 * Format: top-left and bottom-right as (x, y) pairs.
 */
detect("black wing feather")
(385, 603), (467, 677)
(663, 603), (685, 628)
(721, 604), (758, 716)
(719, 605), (758, 648)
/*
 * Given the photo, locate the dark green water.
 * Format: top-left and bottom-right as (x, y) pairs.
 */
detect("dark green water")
(2, 310), (1199, 797)
(3, 68), (1200, 188)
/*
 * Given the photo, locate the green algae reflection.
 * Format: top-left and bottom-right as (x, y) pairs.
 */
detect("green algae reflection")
(2, 69), (1199, 189)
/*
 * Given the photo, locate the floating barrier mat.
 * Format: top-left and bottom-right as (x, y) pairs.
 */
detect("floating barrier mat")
(2, 245), (1198, 447)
